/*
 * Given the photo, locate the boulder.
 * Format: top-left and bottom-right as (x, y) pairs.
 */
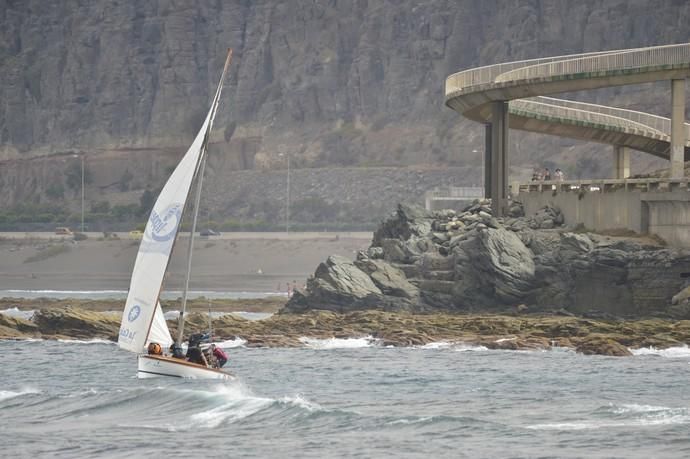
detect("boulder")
(32, 307), (120, 339)
(575, 336), (632, 356)
(284, 255), (386, 312)
(354, 258), (420, 299)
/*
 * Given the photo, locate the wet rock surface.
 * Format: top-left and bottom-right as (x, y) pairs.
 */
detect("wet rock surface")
(4, 307), (690, 357)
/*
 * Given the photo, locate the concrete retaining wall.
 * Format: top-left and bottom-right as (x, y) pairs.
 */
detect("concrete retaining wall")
(515, 180), (690, 248)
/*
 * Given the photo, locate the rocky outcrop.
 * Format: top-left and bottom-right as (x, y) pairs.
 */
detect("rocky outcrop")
(285, 202), (690, 317)
(5, 307), (690, 356)
(32, 307), (120, 340)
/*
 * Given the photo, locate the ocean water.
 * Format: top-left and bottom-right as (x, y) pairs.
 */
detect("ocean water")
(2, 339), (690, 458)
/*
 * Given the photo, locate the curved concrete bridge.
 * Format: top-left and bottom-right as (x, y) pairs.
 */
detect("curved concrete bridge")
(445, 43), (690, 215)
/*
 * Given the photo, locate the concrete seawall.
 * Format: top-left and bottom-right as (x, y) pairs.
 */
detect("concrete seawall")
(515, 179), (690, 247)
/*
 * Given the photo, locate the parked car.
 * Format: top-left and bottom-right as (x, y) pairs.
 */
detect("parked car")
(199, 229), (221, 237)
(129, 230), (144, 240)
(55, 227), (72, 235)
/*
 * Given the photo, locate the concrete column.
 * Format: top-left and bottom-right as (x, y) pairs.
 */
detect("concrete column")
(613, 145), (630, 179)
(484, 124), (492, 199)
(671, 79), (686, 178)
(489, 101), (509, 216)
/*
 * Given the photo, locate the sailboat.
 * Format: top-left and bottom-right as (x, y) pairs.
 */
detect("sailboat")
(117, 49), (234, 380)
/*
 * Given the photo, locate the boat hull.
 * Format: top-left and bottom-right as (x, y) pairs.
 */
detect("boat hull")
(137, 354), (233, 380)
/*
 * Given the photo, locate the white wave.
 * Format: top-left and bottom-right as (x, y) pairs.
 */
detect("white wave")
(213, 337), (246, 348)
(527, 415), (690, 430)
(187, 384), (273, 428)
(278, 394), (323, 412)
(164, 310), (179, 320)
(387, 416), (434, 426)
(610, 403), (677, 414)
(630, 345), (690, 358)
(527, 404), (690, 430)
(299, 336), (378, 349)
(453, 344), (489, 352)
(56, 338), (115, 345)
(0, 388), (41, 402)
(0, 289), (285, 300)
(418, 341), (455, 349)
(0, 307), (35, 320)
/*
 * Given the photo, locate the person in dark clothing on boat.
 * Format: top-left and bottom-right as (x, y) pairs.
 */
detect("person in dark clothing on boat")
(187, 345), (208, 366)
(170, 342), (185, 359)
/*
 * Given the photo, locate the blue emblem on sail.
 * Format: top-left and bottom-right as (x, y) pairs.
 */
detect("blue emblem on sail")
(128, 305), (141, 322)
(149, 204), (183, 242)
(141, 203), (183, 254)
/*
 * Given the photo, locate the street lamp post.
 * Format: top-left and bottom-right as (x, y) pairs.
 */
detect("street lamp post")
(279, 152), (290, 234)
(80, 154), (85, 233)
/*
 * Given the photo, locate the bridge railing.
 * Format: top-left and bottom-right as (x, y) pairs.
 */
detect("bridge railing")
(509, 99), (668, 138)
(496, 43), (690, 84)
(426, 186), (484, 199)
(445, 43), (690, 96)
(513, 178), (690, 195)
(528, 97), (677, 137)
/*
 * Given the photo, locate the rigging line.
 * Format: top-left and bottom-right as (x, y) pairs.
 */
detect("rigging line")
(176, 49), (233, 345)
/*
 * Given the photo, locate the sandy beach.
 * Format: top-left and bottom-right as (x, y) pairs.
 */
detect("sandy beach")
(0, 232), (372, 294)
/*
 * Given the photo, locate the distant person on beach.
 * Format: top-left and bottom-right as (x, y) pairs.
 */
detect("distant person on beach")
(211, 344), (228, 368)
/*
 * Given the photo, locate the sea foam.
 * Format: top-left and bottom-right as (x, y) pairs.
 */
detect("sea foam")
(0, 307), (35, 320)
(0, 388), (41, 402)
(299, 336), (378, 349)
(630, 345), (690, 358)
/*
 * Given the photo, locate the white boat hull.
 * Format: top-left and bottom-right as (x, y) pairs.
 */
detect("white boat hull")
(137, 355), (233, 380)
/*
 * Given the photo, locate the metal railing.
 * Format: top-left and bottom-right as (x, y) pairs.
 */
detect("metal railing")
(426, 186), (484, 199)
(514, 178), (690, 194)
(509, 99), (669, 139)
(445, 43), (690, 95)
(496, 43), (690, 84)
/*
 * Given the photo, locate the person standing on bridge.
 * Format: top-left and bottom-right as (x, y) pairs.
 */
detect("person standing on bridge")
(543, 168), (552, 181)
(555, 168), (565, 181)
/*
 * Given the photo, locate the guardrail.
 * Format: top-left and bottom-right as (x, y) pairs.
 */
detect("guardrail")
(445, 43), (690, 95)
(509, 99), (669, 139)
(426, 186), (484, 199)
(513, 178), (690, 194)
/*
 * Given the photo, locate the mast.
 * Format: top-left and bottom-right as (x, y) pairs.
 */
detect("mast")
(176, 153), (208, 345)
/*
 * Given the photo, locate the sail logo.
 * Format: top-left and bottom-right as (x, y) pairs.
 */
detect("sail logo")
(149, 204), (182, 242)
(128, 305), (141, 322)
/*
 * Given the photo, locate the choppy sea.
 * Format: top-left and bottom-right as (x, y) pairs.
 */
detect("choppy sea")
(3, 337), (690, 458)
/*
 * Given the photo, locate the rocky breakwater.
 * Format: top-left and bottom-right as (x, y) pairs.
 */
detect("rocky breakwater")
(286, 203), (690, 316)
(282, 202), (690, 355)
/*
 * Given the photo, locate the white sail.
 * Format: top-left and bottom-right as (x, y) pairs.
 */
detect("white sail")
(147, 302), (173, 349)
(118, 50), (232, 353)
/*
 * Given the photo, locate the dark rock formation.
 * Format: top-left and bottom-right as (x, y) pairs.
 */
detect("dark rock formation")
(285, 202), (690, 317)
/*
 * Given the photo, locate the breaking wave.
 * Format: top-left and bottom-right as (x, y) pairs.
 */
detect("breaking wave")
(630, 345), (690, 358)
(299, 336), (379, 349)
(526, 403), (690, 430)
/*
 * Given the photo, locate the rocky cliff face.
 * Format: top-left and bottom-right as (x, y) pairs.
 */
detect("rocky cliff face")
(2, 1), (690, 216)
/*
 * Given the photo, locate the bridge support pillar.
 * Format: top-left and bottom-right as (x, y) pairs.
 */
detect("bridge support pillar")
(613, 146), (630, 179)
(484, 124), (492, 200)
(671, 79), (686, 178)
(489, 101), (509, 217)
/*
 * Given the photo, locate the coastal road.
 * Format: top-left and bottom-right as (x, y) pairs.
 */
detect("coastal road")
(0, 231), (373, 241)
